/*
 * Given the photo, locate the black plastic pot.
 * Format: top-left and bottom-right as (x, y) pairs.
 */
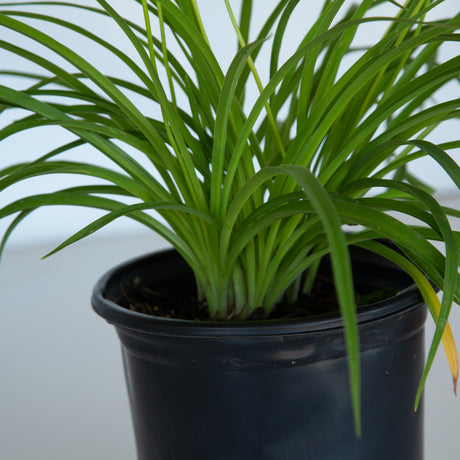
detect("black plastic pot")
(92, 247), (427, 460)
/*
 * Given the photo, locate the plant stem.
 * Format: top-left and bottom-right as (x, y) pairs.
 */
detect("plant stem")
(190, 0), (211, 47)
(156, 0), (177, 106)
(223, 0), (286, 159)
(141, 0), (158, 72)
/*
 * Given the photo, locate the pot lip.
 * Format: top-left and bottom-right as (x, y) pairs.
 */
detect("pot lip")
(92, 248), (425, 337)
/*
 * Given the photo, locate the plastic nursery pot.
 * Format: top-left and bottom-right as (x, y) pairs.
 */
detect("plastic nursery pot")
(92, 246), (427, 460)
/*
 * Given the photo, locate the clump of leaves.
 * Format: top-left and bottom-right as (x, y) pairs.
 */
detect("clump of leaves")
(1, 0), (459, 433)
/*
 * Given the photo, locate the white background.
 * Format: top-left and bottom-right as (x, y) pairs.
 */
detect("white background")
(0, 0), (459, 248)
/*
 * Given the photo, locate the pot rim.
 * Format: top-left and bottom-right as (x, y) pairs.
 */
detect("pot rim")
(91, 248), (425, 337)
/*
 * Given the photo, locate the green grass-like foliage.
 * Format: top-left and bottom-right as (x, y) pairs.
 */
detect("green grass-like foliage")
(0, 0), (459, 433)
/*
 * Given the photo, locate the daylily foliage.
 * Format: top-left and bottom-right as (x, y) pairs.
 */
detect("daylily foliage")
(0, 0), (459, 434)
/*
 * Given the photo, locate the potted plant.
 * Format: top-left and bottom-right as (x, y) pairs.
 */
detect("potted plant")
(0, 0), (459, 458)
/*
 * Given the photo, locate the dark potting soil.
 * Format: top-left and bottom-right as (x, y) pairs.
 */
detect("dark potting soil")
(114, 273), (398, 322)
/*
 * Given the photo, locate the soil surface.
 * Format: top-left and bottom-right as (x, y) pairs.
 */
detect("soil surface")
(113, 273), (397, 322)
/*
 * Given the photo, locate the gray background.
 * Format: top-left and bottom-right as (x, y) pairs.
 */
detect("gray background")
(1, 222), (460, 459)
